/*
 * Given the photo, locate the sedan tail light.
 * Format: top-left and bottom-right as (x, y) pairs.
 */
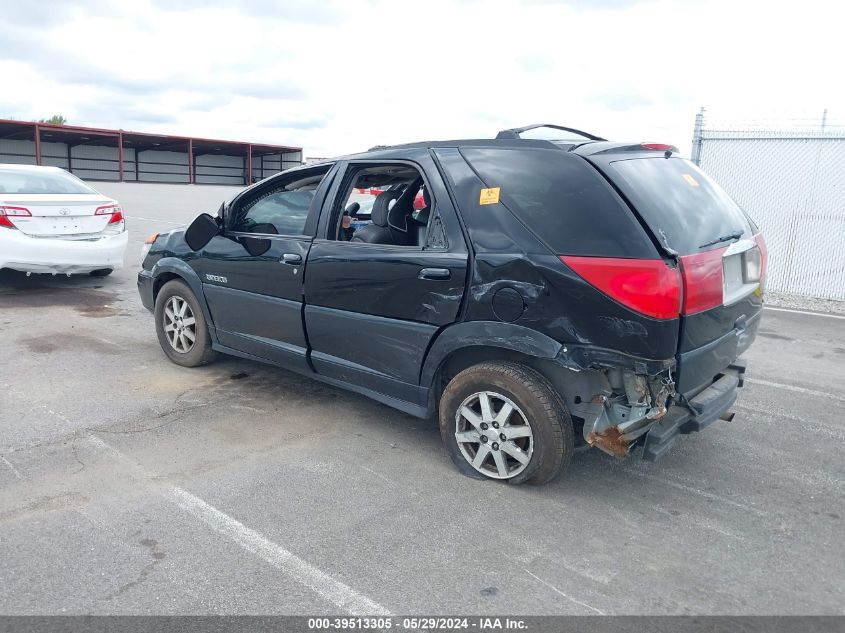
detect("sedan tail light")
(95, 203), (124, 224)
(96, 203), (125, 235)
(561, 256), (681, 320)
(0, 205), (31, 229)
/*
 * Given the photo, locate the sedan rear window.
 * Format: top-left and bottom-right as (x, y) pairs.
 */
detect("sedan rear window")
(0, 168), (96, 194)
(605, 157), (755, 255)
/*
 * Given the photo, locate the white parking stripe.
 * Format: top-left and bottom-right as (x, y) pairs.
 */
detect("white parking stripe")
(1, 455), (21, 479)
(764, 306), (845, 320)
(524, 570), (605, 615)
(124, 215), (184, 225)
(745, 378), (845, 403)
(88, 435), (391, 616)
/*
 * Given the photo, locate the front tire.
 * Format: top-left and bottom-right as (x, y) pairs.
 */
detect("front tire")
(90, 268), (113, 277)
(154, 279), (216, 367)
(439, 362), (573, 484)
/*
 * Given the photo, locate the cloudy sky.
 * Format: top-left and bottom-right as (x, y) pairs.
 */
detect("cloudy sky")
(2, 0), (841, 158)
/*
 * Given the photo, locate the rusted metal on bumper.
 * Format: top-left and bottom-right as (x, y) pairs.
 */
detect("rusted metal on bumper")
(587, 426), (629, 458)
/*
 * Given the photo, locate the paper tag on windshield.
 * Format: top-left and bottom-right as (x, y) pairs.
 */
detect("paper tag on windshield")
(479, 187), (501, 205)
(682, 174), (700, 187)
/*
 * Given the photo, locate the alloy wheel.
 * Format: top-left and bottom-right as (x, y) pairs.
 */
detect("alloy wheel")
(163, 295), (197, 353)
(455, 391), (534, 479)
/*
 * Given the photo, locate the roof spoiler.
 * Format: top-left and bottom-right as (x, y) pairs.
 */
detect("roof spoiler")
(496, 124), (606, 142)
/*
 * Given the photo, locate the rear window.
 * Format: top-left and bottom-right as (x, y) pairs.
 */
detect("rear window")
(0, 168), (96, 194)
(460, 148), (656, 258)
(605, 157), (755, 255)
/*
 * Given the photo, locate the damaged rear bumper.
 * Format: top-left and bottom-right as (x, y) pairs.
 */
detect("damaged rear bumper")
(641, 359), (745, 461)
(578, 358), (746, 460)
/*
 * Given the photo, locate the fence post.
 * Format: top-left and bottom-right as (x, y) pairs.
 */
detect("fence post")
(691, 107), (704, 165)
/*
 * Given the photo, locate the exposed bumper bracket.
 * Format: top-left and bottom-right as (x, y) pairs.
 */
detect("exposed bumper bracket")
(641, 360), (746, 462)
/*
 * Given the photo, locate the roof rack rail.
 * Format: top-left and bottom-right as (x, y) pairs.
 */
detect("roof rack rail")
(496, 124), (606, 142)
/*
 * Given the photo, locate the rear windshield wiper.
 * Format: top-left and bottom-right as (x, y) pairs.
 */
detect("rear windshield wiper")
(699, 230), (743, 249)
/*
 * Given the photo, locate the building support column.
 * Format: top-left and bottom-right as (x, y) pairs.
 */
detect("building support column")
(246, 144), (253, 185)
(118, 131), (124, 182)
(34, 124), (42, 165)
(188, 139), (194, 184)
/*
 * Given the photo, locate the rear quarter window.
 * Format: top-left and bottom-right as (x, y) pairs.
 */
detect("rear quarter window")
(460, 147), (657, 258)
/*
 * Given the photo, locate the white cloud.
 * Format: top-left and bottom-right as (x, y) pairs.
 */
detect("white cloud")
(3, 0), (842, 157)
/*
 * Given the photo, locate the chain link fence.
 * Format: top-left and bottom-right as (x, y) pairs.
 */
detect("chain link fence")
(691, 111), (845, 301)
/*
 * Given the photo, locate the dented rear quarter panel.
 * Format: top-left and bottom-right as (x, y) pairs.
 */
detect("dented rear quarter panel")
(434, 147), (679, 362)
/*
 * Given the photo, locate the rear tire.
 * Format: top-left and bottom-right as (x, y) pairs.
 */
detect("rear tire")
(439, 361), (573, 484)
(154, 279), (216, 367)
(90, 268), (113, 277)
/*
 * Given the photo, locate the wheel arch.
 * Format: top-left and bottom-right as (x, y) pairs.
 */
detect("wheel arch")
(150, 258), (216, 337)
(423, 322), (608, 443)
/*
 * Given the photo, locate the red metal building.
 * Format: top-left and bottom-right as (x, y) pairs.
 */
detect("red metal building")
(0, 119), (303, 185)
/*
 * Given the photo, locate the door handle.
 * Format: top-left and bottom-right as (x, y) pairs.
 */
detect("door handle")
(419, 267), (451, 280)
(282, 253), (302, 264)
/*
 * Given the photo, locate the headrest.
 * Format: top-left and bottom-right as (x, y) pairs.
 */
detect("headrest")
(370, 190), (400, 227)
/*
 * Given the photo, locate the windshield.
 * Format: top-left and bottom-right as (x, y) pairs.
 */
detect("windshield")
(606, 157), (755, 254)
(0, 167), (97, 194)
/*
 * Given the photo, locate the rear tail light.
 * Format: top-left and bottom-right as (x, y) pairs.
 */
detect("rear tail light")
(0, 205), (31, 229)
(678, 248), (726, 315)
(561, 256), (681, 320)
(96, 203), (125, 235)
(754, 233), (768, 283)
(563, 234), (766, 320)
(678, 233), (767, 314)
(743, 247), (762, 283)
(95, 203), (124, 224)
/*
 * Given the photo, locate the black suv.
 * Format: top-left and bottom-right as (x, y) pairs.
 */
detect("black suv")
(138, 124), (766, 484)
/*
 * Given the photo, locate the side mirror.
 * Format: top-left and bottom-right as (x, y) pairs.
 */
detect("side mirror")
(185, 213), (219, 251)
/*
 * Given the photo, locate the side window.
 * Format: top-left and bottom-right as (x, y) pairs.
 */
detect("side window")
(330, 163), (434, 248)
(460, 148), (654, 258)
(231, 166), (331, 236)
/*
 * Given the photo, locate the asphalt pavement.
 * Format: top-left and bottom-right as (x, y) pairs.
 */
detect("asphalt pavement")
(0, 199), (843, 615)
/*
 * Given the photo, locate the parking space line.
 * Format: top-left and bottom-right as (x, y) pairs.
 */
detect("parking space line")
(745, 378), (845, 403)
(524, 570), (605, 615)
(124, 215), (184, 225)
(764, 306), (845, 320)
(619, 466), (768, 517)
(87, 435), (391, 616)
(1, 455), (22, 479)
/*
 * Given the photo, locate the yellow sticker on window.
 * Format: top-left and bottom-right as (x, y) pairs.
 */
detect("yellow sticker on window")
(682, 174), (700, 187)
(479, 187), (501, 205)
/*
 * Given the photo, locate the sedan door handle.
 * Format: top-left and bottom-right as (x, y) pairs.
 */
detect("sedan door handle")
(282, 253), (302, 264)
(419, 267), (451, 280)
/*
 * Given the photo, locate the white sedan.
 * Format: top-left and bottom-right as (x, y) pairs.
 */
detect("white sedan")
(0, 164), (128, 276)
